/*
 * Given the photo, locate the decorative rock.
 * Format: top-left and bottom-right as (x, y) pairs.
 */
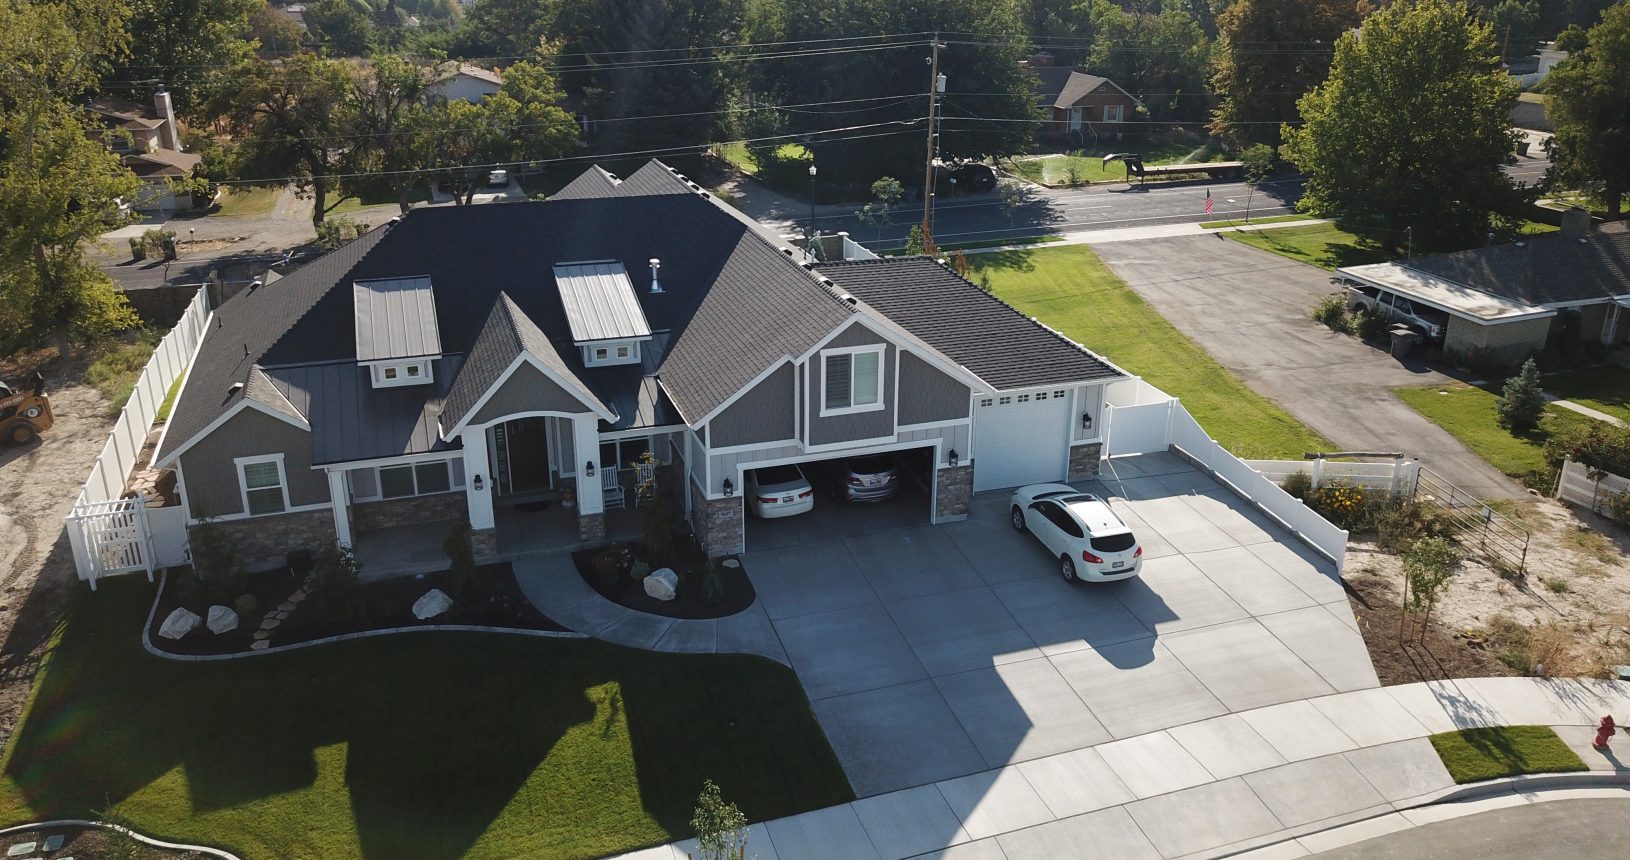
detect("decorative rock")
(7, 841), (35, 856)
(643, 568), (679, 601)
(206, 605), (238, 635)
(250, 640), (270, 651)
(158, 607), (200, 640)
(721, 558), (741, 569)
(42, 835), (64, 851)
(412, 588), (453, 620)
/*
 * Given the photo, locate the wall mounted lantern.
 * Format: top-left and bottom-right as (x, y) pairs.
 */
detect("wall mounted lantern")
(472, 474), (485, 492)
(1081, 412), (1093, 432)
(722, 478), (734, 497)
(585, 460), (596, 478)
(948, 449), (959, 467)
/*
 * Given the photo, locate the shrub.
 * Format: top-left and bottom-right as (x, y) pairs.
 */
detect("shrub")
(1280, 470), (1313, 500)
(1496, 358), (1546, 436)
(629, 559), (651, 583)
(1609, 491), (1630, 523)
(1372, 498), (1451, 552)
(233, 593), (258, 617)
(691, 779), (748, 860)
(592, 542), (631, 589)
(1311, 294), (1348, 331)
(443, 517), (482, 598)
(1307, 479), (1370, 529)
(183, 519), (247, 606)
(1544, 421), (1630, 476)
(1353, 306), (1389, 341)
(306, 542), (364, 623)
(315, 217), (365, 250)
(637, 453), (673, 563)
(703, 564), (725, 606)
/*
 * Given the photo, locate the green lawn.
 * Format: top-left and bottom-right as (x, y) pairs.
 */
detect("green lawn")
(1395, 382), (1598, 485)
(1429, 726), (1587, 784)
(1221, 222), (1392, 270)
(713, 142), (810, 177)
(931, 236), (1065, 254)
(1545, 366), (1630, 424)
(325, 185), (428, 218)
(212, 187), (281, 218)
(971, 245), (1331, 459)
(84, 331), (161, 415)
(0, 579), (851, 860)
(1198, 214), (1312, 229)
(1008, 140), (1226, 187)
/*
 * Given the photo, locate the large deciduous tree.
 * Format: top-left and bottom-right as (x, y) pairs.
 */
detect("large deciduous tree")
(1208, 0), (1364, 148)
(0, 0), (141, 352)
(1085, 0), (1214, 122)
(1544, 0), (1630, 220)
(212, 54), (351, 224)
(115, 0), (260, 117)
(1284, 0), (1521, 252)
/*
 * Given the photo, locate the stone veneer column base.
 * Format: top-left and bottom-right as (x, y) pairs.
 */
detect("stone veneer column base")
(935, 464), (973, 521)
(578, 512), (606, 542)
(189, 509), (337, 573)
(472, 527), (498, 559)
(1069, 442), (1104, 481)
(700, 496), (743, 557)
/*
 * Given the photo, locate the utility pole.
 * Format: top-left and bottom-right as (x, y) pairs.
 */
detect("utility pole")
(921, 36), (945, 243)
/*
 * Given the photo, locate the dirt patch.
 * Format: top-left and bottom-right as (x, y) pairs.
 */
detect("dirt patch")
(149, 562), (568, 656)
(1344, 495), (1630, 682)
(2, 824), (209, 858)
(0, 347), (121, 752)
(573, 542), (756, 620)
(1346, 571), (1520, 686)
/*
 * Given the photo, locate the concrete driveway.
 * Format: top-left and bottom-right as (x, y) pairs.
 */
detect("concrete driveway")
(746, 451), (1377, 798)
(1087, 235), (1524, 500)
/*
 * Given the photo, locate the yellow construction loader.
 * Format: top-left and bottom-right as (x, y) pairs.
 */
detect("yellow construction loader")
(0, 372), (52, 445)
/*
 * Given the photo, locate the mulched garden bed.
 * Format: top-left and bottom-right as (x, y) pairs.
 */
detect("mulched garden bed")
(1346, 573), (1519, 686)
(1, 825), (209, 858)
(572, 541), (756, 620)
(149, 562), (567, 656)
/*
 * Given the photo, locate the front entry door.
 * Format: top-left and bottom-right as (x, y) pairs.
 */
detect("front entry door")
(497, 417), (553, 496)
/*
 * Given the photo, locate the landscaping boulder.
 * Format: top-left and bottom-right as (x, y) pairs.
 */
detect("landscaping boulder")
(412, 588), (452, 620)
(206, 604), (239, 635)
(158, 607), (200, 640)
(643, 568), (679, 601)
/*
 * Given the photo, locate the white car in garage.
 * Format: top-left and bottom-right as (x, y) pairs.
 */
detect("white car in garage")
(746, 464), (815, 518)
(1010, 484), (1142, 583)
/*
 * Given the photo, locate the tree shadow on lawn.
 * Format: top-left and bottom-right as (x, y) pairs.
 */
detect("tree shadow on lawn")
(2, 579), (850, 860)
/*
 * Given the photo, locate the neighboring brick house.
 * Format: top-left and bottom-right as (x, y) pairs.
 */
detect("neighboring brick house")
(151, 160), (1125, 574)
(1031, 65), (1144, 145)
(88, 92), (204, 213)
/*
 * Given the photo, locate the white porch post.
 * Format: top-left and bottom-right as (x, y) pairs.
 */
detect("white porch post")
(327, 469), (353, 547)
(573, 415), (604, 514)
(462, 427), (495, 530)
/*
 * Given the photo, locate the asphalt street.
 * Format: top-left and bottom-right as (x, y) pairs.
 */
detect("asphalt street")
(1313, 798), (1630, 859)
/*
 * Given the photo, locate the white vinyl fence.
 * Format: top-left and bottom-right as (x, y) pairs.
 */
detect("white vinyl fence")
(1557, 459), (1630, 521)
(66, 290), (210, 588)
(1100, 379), (1350, 573)
(1247, 458), (1420, 498)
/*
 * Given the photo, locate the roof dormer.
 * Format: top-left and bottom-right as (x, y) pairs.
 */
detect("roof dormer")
(354, 276), (442, 388)
(553, 261), (652, 368)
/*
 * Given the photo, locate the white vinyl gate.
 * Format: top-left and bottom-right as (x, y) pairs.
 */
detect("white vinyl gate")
(67, 497), (158, 589)
(972, 391), (1071, 491)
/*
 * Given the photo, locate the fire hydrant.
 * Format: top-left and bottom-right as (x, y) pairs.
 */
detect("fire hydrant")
(1593, 715), (1616, 749)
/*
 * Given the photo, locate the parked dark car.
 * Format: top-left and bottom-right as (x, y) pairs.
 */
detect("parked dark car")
(947, 162), (997, 194)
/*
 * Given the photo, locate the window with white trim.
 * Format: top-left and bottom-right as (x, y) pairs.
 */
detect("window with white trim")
(370, 359), (434, 389)
(821, 346), (884, 415)
(1104, 104), (1124, 123)
(348, 457), (465, 502)
(238, 456), (288, 516)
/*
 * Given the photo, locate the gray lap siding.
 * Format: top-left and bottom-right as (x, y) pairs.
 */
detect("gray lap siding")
(807, 324), (896, 447)
(898, 351), (971, 425)
(708, 363), (796, 447)
(179, 407), (329, 519)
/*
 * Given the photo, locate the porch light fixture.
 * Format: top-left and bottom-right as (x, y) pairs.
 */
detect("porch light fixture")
(948, 449), (959, 467)
(1081, 411), (1093, 432)
(722, 478), (734, 497)
(585, 460), (596, 478)
(473, 474), (484, 492)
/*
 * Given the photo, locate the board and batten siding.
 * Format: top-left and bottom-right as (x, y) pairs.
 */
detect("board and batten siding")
(898, 351), (971, 425)
(180, 407), (328, 518)
(1074, 383), (1106, 443)
(708, 443), (804, 495)
(898, 424), (969, 459)
(468, 362), (591, 427)
(709, 363), (796, 447)
(808, 323), (896, 447)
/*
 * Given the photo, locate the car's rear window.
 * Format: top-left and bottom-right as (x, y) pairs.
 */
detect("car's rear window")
(754, 465), (803, 485)
(850, 456), (893, 473)
(1091, 532), (1137, 553)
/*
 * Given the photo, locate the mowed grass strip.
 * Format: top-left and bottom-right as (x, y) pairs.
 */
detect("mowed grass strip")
(0, 579), (851, 860)
(1429, 726), (1588, 784)
(1220, 222), (1391, 271)
(970, 244), (1331, 459)
(1395, 382), (1598, 483)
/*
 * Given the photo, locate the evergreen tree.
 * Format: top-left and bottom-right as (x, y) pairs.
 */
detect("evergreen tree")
(1496, 357), (1546, 435)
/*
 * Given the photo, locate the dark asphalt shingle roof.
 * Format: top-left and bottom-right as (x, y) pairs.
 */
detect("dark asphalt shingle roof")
(816, 257), (1125, 390)
(439, 293), (608, 431)
(1401, 223), (1630, 307)
(550, 164), (621, 200)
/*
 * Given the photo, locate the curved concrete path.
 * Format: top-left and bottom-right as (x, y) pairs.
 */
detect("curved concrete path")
(512, 555), (789, 666)
(610, 676), (1630, 860)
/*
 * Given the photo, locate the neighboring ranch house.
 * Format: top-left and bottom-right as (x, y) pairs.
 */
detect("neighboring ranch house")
(151, 160), (1125, 572)
(1031, 65), (1144, 145)
(1336, 214), (1630, 366)
(427, 64), (503, 104)
(88, 92), (203, 213)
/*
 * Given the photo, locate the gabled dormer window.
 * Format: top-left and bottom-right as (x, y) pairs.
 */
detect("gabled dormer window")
(371, 359), (434, 388)
(582, 340), (641, 368)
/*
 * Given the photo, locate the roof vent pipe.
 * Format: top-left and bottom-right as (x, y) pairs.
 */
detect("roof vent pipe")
(648, 258), (663, 294)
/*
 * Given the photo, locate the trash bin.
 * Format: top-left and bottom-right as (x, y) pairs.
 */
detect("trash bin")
(1516, 140), (1531, 157)
(1388, 325), (1420, 359)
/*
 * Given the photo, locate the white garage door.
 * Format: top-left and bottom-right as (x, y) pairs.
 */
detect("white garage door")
(973, 390), (1071, 491)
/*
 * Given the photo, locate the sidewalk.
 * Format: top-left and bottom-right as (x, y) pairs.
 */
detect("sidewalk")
(958, 218), (1329, 256)
(612, 676), (1630, 860)
(1544, 394), (1626, 428)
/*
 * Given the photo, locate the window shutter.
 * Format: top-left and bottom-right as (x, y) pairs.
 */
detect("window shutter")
(824, 354), (852, 409)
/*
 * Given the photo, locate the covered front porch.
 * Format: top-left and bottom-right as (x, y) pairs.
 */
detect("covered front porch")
(351, 502), (644, 580)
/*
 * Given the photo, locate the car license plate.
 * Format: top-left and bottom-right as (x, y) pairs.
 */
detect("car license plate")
(1112, 561), (1125, 569)
(782, 495), (795, 503)
(867, 477), (881, 486)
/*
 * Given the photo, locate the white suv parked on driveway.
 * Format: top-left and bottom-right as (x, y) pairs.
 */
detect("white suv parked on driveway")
(1010, 484), (1143, 583)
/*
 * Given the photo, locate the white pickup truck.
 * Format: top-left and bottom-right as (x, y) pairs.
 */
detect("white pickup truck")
(1340, 280), (1448, 341)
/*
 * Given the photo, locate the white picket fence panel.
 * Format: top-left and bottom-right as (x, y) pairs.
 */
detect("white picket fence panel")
(66, 290), (210, 586)
(1246, 458), (1420, 498)
(1557, 459), (1630, 520)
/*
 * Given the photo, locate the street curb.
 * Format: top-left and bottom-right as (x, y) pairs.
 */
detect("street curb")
(0, 818), (242, 859)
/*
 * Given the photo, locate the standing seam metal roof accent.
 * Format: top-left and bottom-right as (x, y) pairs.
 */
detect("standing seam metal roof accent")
(553, 262), (654, 343)
(353, 276), (443, 361)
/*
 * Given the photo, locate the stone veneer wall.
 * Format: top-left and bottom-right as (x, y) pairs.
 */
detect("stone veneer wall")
(352, 491), (468, 532)
(1069, 442), (1104, 481)
(192, 509), (336, 573)
(935, 464), (973, 521)
(700, 496), (744, 557)
(578, 512), (606, 542)
(472, 527), (498, 559)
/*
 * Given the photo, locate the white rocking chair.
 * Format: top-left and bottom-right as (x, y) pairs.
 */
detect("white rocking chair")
(600, 467), (626, 510)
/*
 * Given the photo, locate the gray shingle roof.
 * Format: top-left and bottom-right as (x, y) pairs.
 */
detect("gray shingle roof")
(1399, 223), (1630, 307)
(553, 262), (653, 342)
(816, 257), (1125, 390)
(439, 293), (610, 431)
(1054, 72), (1111, 110)
(353, 276), (442, 361)
(550, 164), (621, 200)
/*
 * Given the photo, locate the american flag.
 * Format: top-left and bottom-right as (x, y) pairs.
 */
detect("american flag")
(1204, 189), (1213, 215)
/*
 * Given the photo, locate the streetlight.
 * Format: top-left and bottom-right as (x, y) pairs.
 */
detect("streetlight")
(807, 164), (818, 256)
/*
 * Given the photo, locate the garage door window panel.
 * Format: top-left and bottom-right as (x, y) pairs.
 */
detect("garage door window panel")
(821, 347), (885, 416)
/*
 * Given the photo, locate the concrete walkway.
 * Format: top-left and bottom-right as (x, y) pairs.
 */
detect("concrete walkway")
(612, 677), (1630, 860)
(957, 218), (1329, 254)
(1544, 395), (1626, 428)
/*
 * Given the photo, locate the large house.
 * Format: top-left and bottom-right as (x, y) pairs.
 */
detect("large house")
(151, 160), (1125, 571)
(89, 92), (203, 213)
(1030, 63), (1143, 145)
(1336, 213), (1629, 366)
